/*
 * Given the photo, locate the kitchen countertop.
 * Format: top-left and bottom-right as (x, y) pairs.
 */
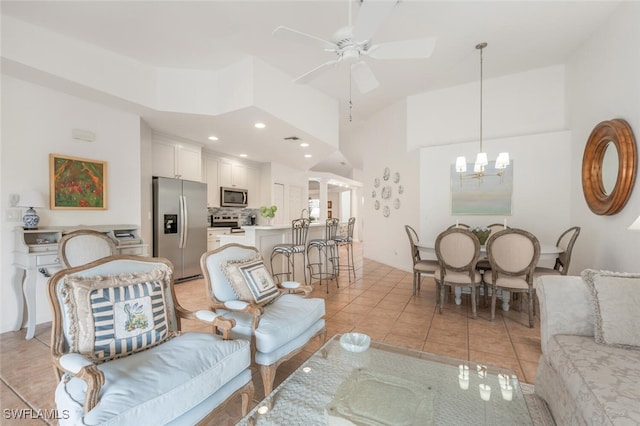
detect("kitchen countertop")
(241, 223), (324, 231)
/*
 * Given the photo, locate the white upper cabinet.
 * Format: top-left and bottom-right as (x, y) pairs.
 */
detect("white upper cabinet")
(152, 139), (202, 182)
(245, 166), (260, 208)
(204, 156), (219, 207)
(219, 161), (247, 188)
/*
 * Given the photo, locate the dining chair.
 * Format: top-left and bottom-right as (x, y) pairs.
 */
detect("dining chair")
(434, 227), (482, 317)
(333, 217), (357, 282)
(405, 225), (439, 296)
(476, 223), (510, 272)
(486, 228), (540, 327)
(58, 229), (117, 268)
(534, 226), (581, 277)
(307, 218), (340, 293)
(270, 218), (310, 285)
(201, 244), (326, 396)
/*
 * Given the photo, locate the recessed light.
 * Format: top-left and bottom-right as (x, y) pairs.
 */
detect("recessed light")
(300, 142), (309, 147)
(208, 135), (219, 141)
(254, 122), (266, 129)
(304, 154), (312, 158)
(239, 154), (248, 158)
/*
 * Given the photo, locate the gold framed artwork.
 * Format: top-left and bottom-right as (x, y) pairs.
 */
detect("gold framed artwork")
(328, 210), (332, 219)
(50, 154), (107, 209)
(328, 201), (332, 209)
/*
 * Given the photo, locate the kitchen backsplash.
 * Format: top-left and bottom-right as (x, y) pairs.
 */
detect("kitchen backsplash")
(208, 207), (260, 226)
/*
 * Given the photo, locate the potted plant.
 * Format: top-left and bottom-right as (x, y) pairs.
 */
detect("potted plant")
(259, 205), (277, 225)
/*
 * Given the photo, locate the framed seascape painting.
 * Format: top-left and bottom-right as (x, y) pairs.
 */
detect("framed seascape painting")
(451, 160), (513, 215)
(50, 154), (107, 209)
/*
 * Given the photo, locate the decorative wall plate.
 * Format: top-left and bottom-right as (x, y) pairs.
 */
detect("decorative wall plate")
(383, 167), (390, 181)
(393, 172), (400, 183)
(383, 206), (390, 217)
(381, 186), (392, 199)
(374, 200), (380, 210)
(374, 178), (380, 188)
(394, 198), (400, 209)
(371, 190), (376, 198)
(398, 185), (404, 195)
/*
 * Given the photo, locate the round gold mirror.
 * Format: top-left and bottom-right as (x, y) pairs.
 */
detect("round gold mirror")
(582, 119), (637, 215)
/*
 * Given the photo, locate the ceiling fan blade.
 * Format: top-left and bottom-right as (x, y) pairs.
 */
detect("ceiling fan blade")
(294, 59), (341, 84)
(272, 26), (337, 51)
(351, 61), (379, 93)
(353, 0), (398, 42)
(368, 37), (437, 60)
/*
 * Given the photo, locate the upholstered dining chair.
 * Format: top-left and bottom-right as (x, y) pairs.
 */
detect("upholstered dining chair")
(59, 229), (116, 268)
(534, 226), (581, 277)
(47, 255), (254, 425)
(476, 223), (510, 273)
(434, 228), (482, 317)
(270, 218), (310, 285)
(486, 228), (540, 328)
(201, 244), (326, 396)
(404, 225), (438, 296)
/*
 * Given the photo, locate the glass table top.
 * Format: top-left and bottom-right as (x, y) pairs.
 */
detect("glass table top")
(238, 334), (532, 425)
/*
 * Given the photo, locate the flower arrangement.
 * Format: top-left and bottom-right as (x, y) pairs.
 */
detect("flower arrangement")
(259, 205), (277, 219)
(471, 226), (491, 245)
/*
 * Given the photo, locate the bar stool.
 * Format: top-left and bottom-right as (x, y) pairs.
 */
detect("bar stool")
(307, 218), (339, 293)
(333, 217), (356, 282)
(270, 218), (310, 285)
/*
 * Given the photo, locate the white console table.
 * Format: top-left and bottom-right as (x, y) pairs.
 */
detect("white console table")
(12, 225), (148, 339)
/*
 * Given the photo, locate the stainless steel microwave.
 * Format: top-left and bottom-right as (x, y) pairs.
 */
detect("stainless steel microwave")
(220, 187), (248, 207)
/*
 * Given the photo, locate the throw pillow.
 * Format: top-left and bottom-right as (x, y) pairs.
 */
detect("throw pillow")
(582, 269), (640, 349)
(61, 267), (175, 361)
(221, 255), (280, 306)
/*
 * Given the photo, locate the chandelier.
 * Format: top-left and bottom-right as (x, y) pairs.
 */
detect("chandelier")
(456, 42), (509, 183)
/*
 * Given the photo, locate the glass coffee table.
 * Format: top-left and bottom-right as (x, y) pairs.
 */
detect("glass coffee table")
(238, 334), (533, 425)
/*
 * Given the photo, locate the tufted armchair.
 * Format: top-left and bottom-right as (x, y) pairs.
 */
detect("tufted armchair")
(47, 255), (254, 425)
(201, 243), (326, 396)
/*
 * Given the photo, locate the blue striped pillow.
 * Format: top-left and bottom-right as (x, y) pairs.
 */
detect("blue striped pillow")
(61, 268), (174, 361)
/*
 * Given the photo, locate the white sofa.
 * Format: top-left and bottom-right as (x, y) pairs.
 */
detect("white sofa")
(535, 272), (640, 425)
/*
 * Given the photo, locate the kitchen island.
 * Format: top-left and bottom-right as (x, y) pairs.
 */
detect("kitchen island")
(219, 223), (326, 280)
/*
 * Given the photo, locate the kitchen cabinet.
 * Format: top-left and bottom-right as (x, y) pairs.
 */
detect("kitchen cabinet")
(204, 156), (219, 207)
(219, 161), (247, 188)
(152, 139), (202, 182)
(207, 228), (230, 251)
(245, 166), (261, 207)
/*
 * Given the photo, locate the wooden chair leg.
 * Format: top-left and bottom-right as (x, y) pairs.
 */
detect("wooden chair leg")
(471, 286), (477, 318)
(260, 364), (277, 396)
(490, 289), (497, 321)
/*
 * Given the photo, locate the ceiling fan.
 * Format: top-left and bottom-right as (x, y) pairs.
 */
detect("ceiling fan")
(272, 0), (436, 94)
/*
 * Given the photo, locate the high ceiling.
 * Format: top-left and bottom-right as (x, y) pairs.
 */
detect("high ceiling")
(1, 0), (621, 175)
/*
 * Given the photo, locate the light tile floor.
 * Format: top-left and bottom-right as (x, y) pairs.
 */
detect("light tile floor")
(0, 243), (542, 425)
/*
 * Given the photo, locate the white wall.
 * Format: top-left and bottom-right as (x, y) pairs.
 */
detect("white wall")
(566, 1), (640, 273)
(0, 76), (143, 333)
(362, 100), (420, 272)
(419, 131), (572, 249)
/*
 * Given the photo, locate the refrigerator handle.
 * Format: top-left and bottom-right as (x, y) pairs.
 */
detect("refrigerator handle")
(182, 195), (189, 248)
(178, 195), (186, 249)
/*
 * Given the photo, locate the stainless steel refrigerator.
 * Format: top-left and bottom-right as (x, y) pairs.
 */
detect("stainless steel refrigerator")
(153, 177), (207, 281)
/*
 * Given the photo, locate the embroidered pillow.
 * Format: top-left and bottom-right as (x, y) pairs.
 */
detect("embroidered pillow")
(61, 267), (174, 361)
(582, 269), (640, 349)
(222, 256), (280, 306)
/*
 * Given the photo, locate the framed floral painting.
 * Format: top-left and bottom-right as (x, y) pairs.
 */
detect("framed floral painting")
(50, 154), (107, 209)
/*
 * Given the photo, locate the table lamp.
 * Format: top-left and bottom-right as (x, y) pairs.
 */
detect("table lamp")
(18, 191), (46, 229)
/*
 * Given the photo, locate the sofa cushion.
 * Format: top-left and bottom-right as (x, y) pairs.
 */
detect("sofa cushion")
(221, 255), (280, 306)
(545, 334), (640, 425)
(582, 269), (640, 348)
(57, 332), (250, 426)
(60, 268), (174, 361)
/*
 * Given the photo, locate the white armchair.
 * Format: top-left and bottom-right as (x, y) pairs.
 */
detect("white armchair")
(201, 243), (327, 396)
(47, 255), (254, 425)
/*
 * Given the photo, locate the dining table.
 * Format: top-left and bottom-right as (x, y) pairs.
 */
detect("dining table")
(415, 241), (563, 311)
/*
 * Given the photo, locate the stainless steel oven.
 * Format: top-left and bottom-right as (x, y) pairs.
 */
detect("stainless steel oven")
(220, 187), (248, 207)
